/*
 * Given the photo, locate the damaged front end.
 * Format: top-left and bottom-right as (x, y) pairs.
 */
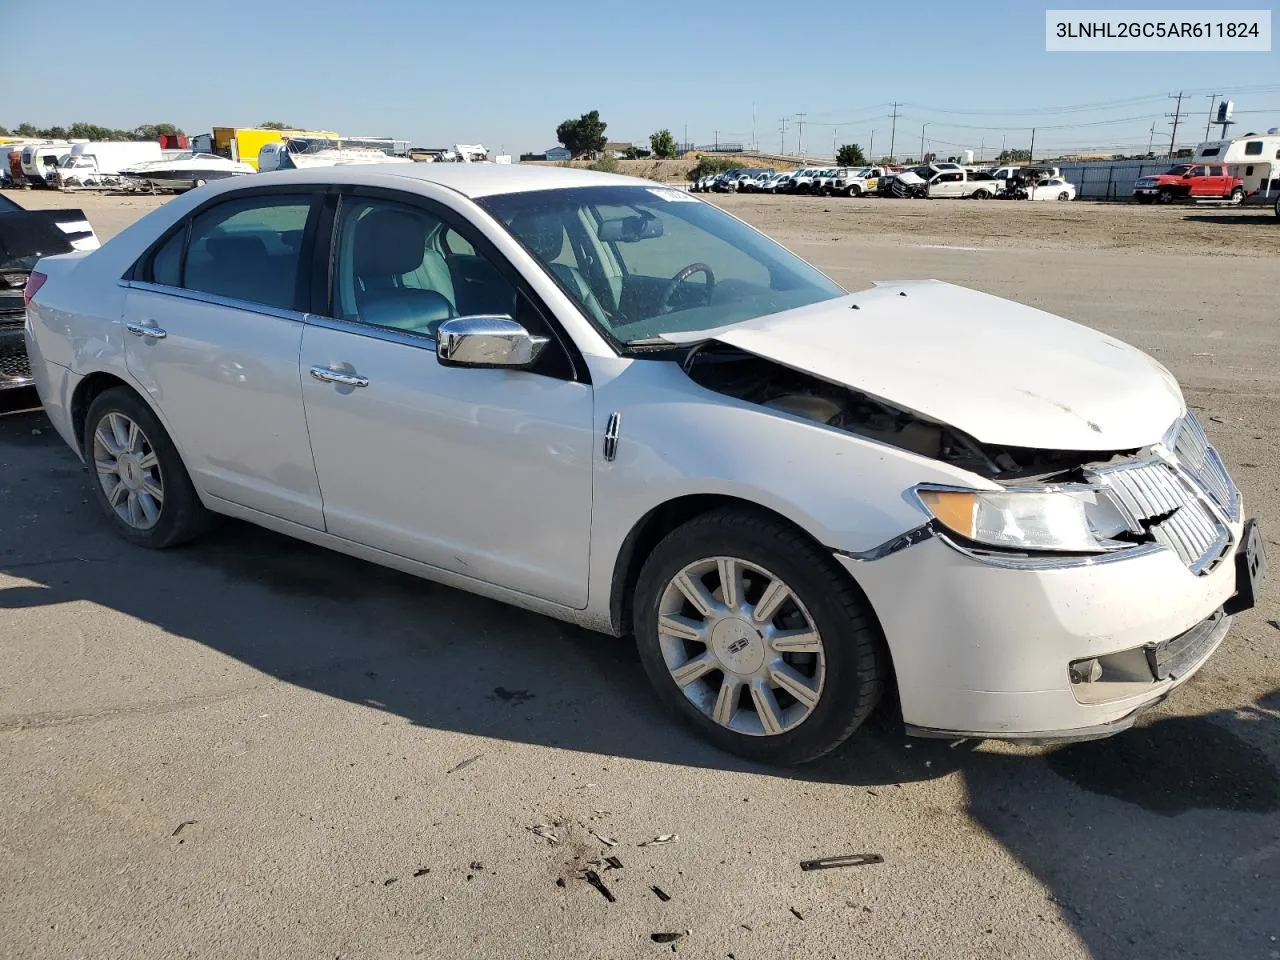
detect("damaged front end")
(681, 342), (1242, 575)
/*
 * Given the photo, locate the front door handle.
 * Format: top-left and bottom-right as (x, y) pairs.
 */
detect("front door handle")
(125, 321), (167, 339)
(310, 365), (369, 388)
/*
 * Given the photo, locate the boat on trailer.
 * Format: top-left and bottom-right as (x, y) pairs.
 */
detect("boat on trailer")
(119, 153), (255, 192)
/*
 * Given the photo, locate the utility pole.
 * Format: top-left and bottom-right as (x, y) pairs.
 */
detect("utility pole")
(683, 123), (687, 155)
(714, 130), (718, 151)
(833, 128), (838, 159)
(869, 130), (875, 162)
(752, 103), (757, 152)
(1167, 90), (1185, 156)
(979, 137), (984, 162)
(1203, 92), (1220, 141)
(1146, 121), (1156, 156)
(796, 113), (807, 157)
(888, 102), (900, 161)
(919, 122), (929, 162)
(778, 117), (790, 155)
(1028, 127), (1036, 164)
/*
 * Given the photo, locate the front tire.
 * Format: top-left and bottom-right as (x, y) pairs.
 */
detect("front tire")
(633, 508), (888, 765)
(1229, 186), (1244, 205)
(1157, 188), (1176, 204)
(845, 184), (862, 198)
(84, 387), (212, 549)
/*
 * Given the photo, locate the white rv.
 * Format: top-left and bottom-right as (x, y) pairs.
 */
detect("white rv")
(52, 142), (164, 186)
(1194, 129), (1280, 198)
(19, 142), (72, 186)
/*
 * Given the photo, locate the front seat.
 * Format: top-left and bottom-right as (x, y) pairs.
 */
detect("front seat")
(508, 212), (607, 322)
(353, 208), (455, 336)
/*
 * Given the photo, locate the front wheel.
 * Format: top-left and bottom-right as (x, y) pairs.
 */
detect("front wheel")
(845, 184), (862, 198)
(1157, 189), (1176, 204)
(84, 388), (212, 548)
(633, 508), (888, 764)
(1229, 187), (1244, 205)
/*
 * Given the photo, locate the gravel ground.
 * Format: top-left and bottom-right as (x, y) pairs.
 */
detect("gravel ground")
(2, 188), (1277, 960)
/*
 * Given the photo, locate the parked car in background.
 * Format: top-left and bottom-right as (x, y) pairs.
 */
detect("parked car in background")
(782, 167), (822, 194)
(0, 193), (98, 388)
(735, 169), (775, 192)
(894, 164), (1000, 199)
(1027, 176), (1077, 201)
(832, 165), (892, 197)
(1133, 163), (1245, 204)
(23, 164), (1263, 764)
(812, 168), (839, 194)
(756, 172), (793, 193)
(984, 165), (1022, 191)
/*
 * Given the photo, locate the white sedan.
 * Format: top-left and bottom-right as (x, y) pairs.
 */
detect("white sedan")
(1028, 176), (1077, 201)
(24, 165), (1261, 763)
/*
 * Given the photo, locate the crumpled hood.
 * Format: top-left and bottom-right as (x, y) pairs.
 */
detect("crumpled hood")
(665, 280), (1184, 451)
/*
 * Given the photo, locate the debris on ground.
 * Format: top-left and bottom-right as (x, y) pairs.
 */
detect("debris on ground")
(789, 907), (804, 920)
(584, 869), (616, 902)
(383, 877), (398, 886)
(490, 686), (535, 704)
(170, 820), (197, 837)
(639, 834), (679, 846)
(446, 754), (482, 774)
(412, 867), (430, 877)
(651, 885), (672, 902)
(650, 931), (688, 944)
(555, 877), (566, 888)
(529, 824), (560, 844)
(591, 830), (618, 847)
(800, 853), (884, 871)
(604, 856), (624, 870)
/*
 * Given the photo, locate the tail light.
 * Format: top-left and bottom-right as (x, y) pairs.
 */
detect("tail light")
(23, 271), (47, 306)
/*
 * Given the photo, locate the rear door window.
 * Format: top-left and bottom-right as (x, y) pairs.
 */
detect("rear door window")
(182, 194), (313, 311)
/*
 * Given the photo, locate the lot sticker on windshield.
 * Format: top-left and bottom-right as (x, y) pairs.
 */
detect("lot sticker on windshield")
(647, 188), (699, 203)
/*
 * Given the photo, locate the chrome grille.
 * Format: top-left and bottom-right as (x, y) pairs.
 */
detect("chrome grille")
(1087, 458), (1231, 574)
(0, 350), (32, 385)
(1168, 412), (1240, 520)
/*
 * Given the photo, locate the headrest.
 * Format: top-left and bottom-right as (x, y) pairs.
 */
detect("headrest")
(509, 212), (564, 263)
(353, 208), (429, 278)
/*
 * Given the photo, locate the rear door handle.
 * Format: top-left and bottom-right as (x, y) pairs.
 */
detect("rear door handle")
(310, 365), (369, 388)
(125, 321), (167, 339)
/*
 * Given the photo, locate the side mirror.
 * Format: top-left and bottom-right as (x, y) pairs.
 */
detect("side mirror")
(436, 315), (548, 369)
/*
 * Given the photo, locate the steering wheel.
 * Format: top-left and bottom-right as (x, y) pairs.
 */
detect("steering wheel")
(658, 262), (715, 313)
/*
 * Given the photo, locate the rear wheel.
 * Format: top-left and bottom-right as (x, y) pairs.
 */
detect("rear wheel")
(192, 178), (207, 189)
(84, 388), (212, 549)
(972, 189), (992, 199)
(633, 507), (888, 765)
(1058, 191), (1071, 201)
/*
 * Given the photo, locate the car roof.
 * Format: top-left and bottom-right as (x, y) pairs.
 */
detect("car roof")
(246, 162), (656, 199)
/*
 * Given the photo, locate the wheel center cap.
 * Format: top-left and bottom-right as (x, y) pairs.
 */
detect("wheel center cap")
(711, 617), (765, 675)
(117, 455), (142, 490)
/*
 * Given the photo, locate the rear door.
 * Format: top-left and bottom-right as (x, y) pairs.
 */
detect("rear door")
(122, 188), (325, 528)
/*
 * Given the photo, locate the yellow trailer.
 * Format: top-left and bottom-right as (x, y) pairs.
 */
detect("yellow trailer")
(211, 127), (340, 171)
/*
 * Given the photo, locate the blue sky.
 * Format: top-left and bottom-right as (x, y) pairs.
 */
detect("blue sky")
(11, 0), (1280, 158)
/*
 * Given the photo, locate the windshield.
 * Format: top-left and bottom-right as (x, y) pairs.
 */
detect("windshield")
(1164, 165), (1193, 176)
(478, 185), (844, 347)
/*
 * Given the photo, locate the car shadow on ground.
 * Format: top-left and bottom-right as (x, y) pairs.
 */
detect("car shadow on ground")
(2, 405), (1278, 960)
(1182, 212), (1278, 226)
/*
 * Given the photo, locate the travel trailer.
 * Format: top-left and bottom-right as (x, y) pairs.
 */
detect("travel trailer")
(1194, 130), (1280, 197)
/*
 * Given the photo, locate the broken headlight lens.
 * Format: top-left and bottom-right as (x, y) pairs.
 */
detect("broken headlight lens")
(916, 487), (1132, 553)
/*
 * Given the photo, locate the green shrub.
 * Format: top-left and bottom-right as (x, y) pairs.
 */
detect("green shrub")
(686, 156), (739, 181)
(589, 154), (619, 173)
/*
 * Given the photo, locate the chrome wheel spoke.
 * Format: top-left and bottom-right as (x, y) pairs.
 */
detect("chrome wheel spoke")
(125, 419), (142, 455)
(673, 571), (717, 618)
(752, 579), (791, 625)
(141, 477), (164, 502)
(716, 557), (743, 610)
(109, 414), (131, 453)
(126, 491), (143, 527)
(750, 680), (785, 735)
(92, 412), (163, 531)
(94, 425), (123, 458)
(658, 614), (706, 643)
(136, 490), (161, 525)
(713, 677), (742, 726)
(105, 477), (128, 507)
(768, 660), (820, 708)
(771, 629), (822, 654)
(137, 451), (159, 471)
(671, 652), (717, 687)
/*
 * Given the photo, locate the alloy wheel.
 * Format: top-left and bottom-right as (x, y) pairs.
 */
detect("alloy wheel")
(92, 412), (164, 530)
(656, 556), (826, 736)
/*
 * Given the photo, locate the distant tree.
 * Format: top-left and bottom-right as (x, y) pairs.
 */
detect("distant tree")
(260, 121), (292, 131)
(556, 110), (608, 159)
(686, 156), (739, 181)
(835, 143), (866, 166)
(996, 148), (1031, 164)
(623, 145), (651, 159)
(876, 156), (898, 165)
(133, 123), (185, 140)
(0, 125), (9, 136)
(16, 122), (38, 137)
(649, 129), (678, 159)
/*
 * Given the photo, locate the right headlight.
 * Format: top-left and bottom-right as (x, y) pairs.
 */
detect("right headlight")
(915, 486), (1133, 554)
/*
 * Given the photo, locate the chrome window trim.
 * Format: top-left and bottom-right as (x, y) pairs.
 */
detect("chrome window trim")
(303, 312), (437, 350)
(123, 280), (307, 323)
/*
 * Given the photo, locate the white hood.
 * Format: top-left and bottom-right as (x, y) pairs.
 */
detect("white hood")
(666, 281), (1184, 451)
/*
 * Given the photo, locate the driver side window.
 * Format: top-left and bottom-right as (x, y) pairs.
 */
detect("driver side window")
(331, 197), (516, 337)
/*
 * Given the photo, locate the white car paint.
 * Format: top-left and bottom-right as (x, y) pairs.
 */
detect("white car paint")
(1028, 177), (1077, 201)
(23, 163), (1252, 746)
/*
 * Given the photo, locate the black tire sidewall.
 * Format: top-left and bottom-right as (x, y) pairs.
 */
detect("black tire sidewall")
(633, 509), (886, 764)
(83, 387), (208, 549)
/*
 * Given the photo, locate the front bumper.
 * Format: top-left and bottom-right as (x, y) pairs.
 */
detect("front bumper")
(839, 523), (1249, 740)
(0, 316), (33, 389)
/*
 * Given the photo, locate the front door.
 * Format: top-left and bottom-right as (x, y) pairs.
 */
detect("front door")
(123, 190), (324, 528)
(299, 193), (594, 607)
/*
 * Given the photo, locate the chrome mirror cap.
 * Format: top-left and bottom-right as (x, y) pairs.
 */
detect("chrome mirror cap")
(435, 315), (549, 369)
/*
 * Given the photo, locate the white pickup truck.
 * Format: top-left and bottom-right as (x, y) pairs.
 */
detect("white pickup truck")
(831, 165), (893, 197)
(892, 163), (1000, 199)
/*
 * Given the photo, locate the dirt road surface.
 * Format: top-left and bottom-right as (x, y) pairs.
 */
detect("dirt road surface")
(2, 188), (1278, 960)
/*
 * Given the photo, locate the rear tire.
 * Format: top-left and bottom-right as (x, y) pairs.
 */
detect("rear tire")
(972, 189), (991, 199)
(83, 388), (212, 549)
(632, 507), (888, 765)
(1058, 191), (1071, 201)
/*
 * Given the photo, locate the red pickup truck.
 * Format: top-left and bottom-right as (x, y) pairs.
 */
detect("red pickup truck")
(1133, 163), (1245, 204)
